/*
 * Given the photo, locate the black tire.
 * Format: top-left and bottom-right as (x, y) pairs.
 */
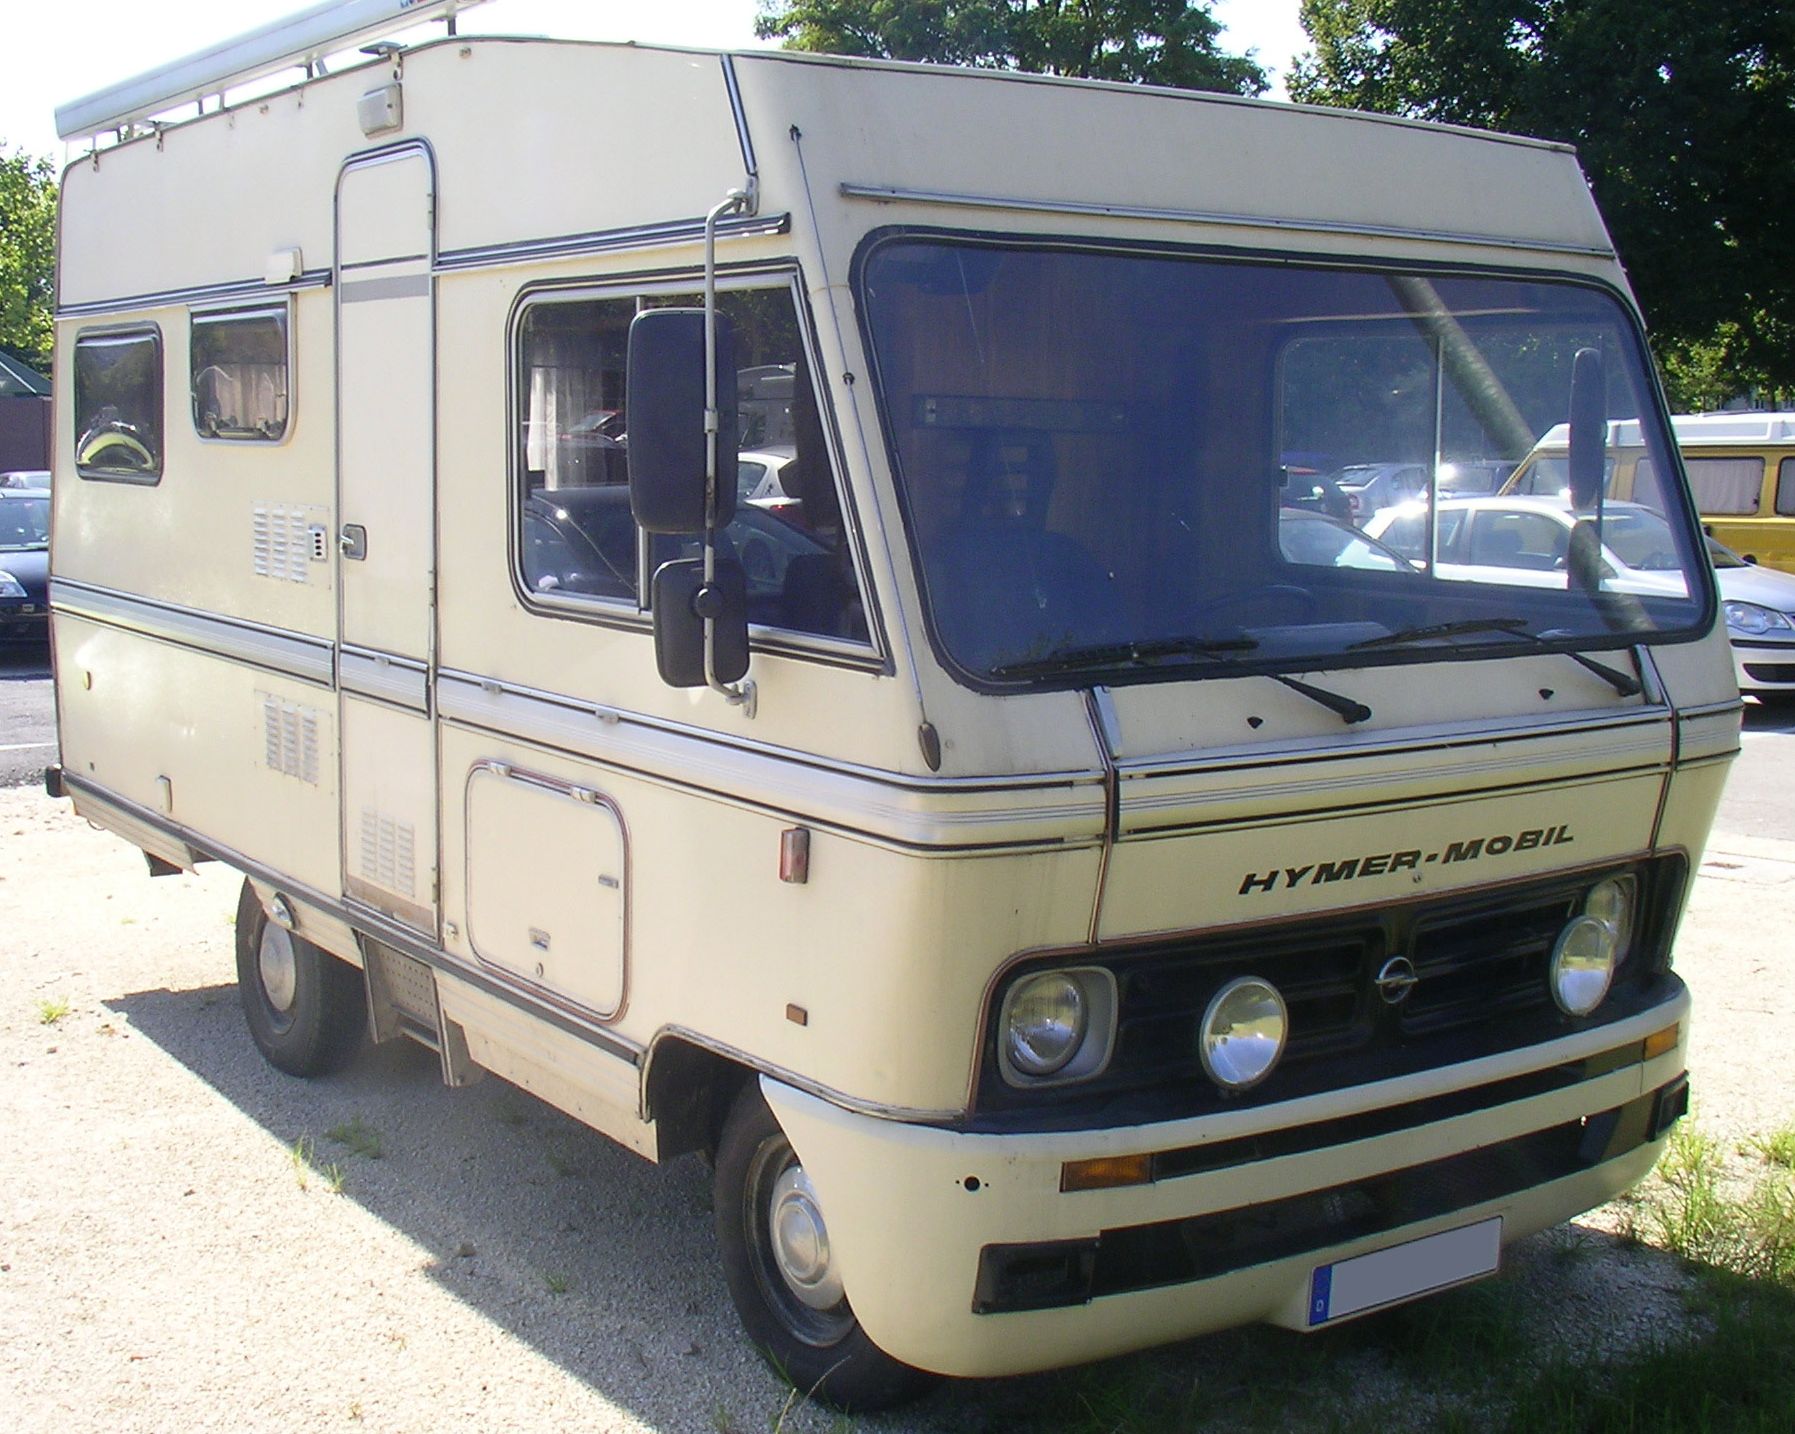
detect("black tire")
(234, 879), (365, 1077)
(713, 1083), (935, 1412)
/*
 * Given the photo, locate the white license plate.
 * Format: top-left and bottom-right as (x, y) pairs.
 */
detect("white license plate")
(1306, 1217), (1502, 1327)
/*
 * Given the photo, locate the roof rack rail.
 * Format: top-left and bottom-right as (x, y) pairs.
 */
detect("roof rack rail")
(55, 0), (492, 140)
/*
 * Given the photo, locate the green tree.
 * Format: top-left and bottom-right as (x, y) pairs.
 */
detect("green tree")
(755, 0), (1268, 95)
(1290, 1), (1795, 400)
(0, 145), (57, 373)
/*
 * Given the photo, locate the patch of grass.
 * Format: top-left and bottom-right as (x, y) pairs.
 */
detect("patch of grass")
(325, 1116), (383, 1160)
(1752, 1124), (1795, 1172)
(1645, 1121), (1795, 1282)
(323, 1162), (348, 1195)
(291, 1136), (314, 1191)
(543, 1271), (569, 1295)
(1505, 1271), (1795, 1432)
(35, 997), (71, 1025)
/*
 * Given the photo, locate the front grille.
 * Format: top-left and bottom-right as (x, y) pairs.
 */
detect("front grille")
(1401, 889), (1577, 1034)
(972, 856), (1686, 1125)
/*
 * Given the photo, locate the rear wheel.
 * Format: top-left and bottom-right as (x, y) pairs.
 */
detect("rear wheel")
(234, 879), (365, 1076)
(713, 1083), (934, 1412)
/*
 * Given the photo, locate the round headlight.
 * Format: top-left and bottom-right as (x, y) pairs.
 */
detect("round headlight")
(1005, 973), (1087, 1077)
(1199, 977), (1288, 1091)
(1583, 875), (1636, 958)
(1723, 600), (1794, 636)
(1550, 914), (1618, 1016)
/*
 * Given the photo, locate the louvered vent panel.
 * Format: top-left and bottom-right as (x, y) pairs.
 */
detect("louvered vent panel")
(251, 504), (324, 583)
(259, 693), (322, 784)
(359, 808), (417, 898)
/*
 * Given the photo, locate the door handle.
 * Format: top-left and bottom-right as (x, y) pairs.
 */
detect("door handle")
(339, 523), (368, 561)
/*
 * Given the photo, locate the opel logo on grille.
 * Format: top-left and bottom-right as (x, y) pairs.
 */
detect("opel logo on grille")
(1375, 956), (1419, 1005)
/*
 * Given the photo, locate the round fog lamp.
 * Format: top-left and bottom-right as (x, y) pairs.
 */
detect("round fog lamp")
(1199, 977), (1288, 1090)
(1005, 973), (1087, 1077)
(1550, 914), (1618, 1016)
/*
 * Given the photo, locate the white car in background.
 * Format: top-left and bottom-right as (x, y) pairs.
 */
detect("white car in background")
(1363, 494), (1795, 701)
(736, 444), (802, 520)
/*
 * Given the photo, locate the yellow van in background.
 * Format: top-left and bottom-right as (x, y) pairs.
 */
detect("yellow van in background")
(1506, 412), (1795, 573)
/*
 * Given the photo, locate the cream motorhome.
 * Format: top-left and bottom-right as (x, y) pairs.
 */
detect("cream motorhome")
(47, 0), (1738, 1410)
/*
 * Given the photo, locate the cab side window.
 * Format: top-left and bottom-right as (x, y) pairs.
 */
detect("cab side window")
(1776, 457), (1795, 517)
(515, 284), (869, 643)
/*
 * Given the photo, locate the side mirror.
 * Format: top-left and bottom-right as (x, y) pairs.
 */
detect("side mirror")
(651, 557), (749, 687)
(626, 309), (738, 535)
(1567, 347), (1606, 514)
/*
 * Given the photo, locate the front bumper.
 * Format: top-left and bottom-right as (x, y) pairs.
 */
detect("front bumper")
(0, 600), (47, 644)
(766, 984), (1688, 1379)
(1730, 637), (1795, 696)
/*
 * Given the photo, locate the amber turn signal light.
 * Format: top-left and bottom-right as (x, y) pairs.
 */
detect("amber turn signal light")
(1061, 1153), (1153, 1192)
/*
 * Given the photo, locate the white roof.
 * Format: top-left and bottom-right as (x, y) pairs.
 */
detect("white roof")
(1532, 411), (1795, 453)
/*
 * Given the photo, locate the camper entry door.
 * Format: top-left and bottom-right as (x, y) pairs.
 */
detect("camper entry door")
(332, 144), (440, 936)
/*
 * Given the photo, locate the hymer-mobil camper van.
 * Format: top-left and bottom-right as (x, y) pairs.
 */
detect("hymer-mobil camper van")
(47, 0), (1737, 1409)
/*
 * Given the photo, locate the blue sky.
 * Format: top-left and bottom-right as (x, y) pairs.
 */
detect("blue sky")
(2, 0), (1308, 162)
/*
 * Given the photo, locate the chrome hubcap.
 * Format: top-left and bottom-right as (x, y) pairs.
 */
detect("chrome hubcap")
(257, 922), (298, 1015)
(768, 1165), (844, 1311)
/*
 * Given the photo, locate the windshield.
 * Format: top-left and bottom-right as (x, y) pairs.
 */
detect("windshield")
(859, 239), (1708, 685)
(0, 496), (48, 550)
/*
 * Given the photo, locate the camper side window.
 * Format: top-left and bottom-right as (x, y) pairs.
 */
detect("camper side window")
(74, 328), (163, 483)
(516, 285), (869, 643)
(191, 305), (290, 441)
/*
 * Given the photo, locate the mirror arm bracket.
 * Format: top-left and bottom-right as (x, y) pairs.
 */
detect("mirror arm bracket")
(703, 187), (757, 715)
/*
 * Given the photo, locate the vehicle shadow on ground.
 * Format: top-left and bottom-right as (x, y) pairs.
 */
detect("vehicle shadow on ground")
(102, 979), (1712, 1433)
(108, 980), (828, 1432)
(1742, 697), (1795, 734)
(0, 646), (50, 679)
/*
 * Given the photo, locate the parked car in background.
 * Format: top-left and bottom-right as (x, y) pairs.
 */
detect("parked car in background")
(1329, 461), (1429, 522)
(1362, 495), (1689, 597)
(1277, 507), (1420, 573)
(1365, 494), (1795, 699)
(0, 488), (50, 646)
(1708, 537), (1795, 703)
(1503, 413), (1795, 574)
(0, 469), (51, 490)
(737, 444), (802, 520)
(1434, 459), (1515, 497)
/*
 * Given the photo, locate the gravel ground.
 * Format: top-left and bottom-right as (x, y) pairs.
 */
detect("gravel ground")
(2, 783), (1792, 1433)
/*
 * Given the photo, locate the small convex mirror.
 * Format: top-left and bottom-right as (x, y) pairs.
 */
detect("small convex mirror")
(651, 557), (750, 688)
(626, 309), (739, 535)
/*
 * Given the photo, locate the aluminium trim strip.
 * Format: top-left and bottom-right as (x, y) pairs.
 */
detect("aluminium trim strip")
(51, 579), (333, 687)
(434, 211), (791, 274)
(436, 671), (1105, 854)
(57, 270), (332, 320)
(1111, 706), (1673, 782)
(340, 645), (429, 711)
(1118, 760), (1666, 845)
(837, 182), (1617, 259)
(58, 769), (643, 1066)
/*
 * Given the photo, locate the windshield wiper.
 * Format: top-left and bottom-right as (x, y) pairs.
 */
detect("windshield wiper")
(990, 636), (1258, 679)
(993, 636), (1374, 725)
(1350, 617), (1641, 697)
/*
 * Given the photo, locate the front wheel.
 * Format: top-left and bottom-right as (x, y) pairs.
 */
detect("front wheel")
(234, 879), (365, 1076)
(713, 1083), (934, 1412)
